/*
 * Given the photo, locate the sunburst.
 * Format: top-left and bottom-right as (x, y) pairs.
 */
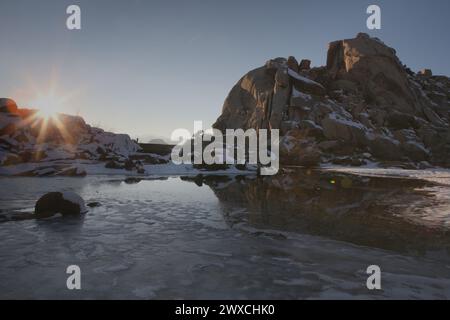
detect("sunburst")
(15, 77), (81, 158)
(10, 68), (86, 161)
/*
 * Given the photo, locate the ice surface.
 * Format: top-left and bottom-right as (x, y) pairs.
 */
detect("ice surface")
(0, 171), (449, 299)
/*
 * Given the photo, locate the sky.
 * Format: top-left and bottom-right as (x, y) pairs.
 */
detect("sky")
(1, 0), (450, 141)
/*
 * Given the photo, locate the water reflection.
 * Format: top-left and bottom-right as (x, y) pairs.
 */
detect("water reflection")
(1, 174), (450, 298)
(197, 169), (450, 256)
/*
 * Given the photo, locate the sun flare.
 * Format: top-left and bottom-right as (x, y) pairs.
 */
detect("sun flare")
(31, 93), (64, 120)
(18, 89), (76, 147)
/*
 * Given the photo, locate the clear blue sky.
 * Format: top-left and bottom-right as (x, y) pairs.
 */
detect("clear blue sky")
(1, 0), (449, 141)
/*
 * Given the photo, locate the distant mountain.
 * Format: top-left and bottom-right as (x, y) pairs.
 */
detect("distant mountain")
(147, 139), (168, 145)
(214, 33), (450, 168)
(133, 134), (172, 145)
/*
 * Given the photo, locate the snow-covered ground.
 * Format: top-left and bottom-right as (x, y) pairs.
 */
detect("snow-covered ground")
(0, 171), (449, 299)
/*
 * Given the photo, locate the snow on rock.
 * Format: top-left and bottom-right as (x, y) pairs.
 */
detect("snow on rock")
(292, 87), (312, 101)
(62, 192), (88, 213)
(94, 131), (141, 156)
(0, 104), (166, 176)
(288, 68), (326, 96)
(288, 68), (323, 86)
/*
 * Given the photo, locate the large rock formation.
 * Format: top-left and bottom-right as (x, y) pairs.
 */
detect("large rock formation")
(213, 33), (450, 168)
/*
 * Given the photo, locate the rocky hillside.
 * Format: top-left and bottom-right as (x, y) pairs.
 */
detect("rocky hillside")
(213, 33), (450, 168)
(0, 98), (167, 176)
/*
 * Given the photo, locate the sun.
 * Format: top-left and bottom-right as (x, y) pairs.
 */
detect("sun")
(31, 93), (64, 119)
(21, 90), (76, 147)
(15, 71), (82, 151)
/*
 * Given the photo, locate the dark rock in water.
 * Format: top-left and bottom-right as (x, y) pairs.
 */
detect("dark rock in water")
(124, 177), (141, 184)
(87, 201), (101, 208)
(124, 159), (135, 171)
(0, 210), (36, 223)
(35, 192), (87, 217)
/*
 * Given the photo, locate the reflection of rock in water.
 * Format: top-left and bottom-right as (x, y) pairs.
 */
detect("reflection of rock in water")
(201, 170), (450, 256)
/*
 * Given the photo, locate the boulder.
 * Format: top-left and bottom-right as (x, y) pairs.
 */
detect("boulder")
(124, 159), (135, 171)
(326, 33), (419, 114)
(317, 140), (340, 152)
(280, 132), (321, 167)
(417, 125), (439, 148)
(330, 80), (358, 94)
(213, 57), (326, 132)
(35, 192), (87, 217)
(0, 98), (18, 114)
(423, 106), (446, 127)
(402, 141), (430, 161)
(321, 113), (367, 146)
(299, 59), (311, 71)
(367, 134), (403, 161)
(287, 56), (299, 72)
(213, 66), (275, 132)
(125, 177), (142, 184)
(0, 122), (16, 136)
(298, 120), (324, 138)
(279, 120), (299, 135)
(386, 111), (418, 129)
(418, 69), (432, 77)
(394, 129), (430, 161)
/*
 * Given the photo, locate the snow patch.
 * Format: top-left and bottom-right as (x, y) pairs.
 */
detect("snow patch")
(287, 69), (324, 88)
(62, 191), (88, 213)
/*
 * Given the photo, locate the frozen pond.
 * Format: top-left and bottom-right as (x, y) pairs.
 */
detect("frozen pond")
(0, 169), (450, 299)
